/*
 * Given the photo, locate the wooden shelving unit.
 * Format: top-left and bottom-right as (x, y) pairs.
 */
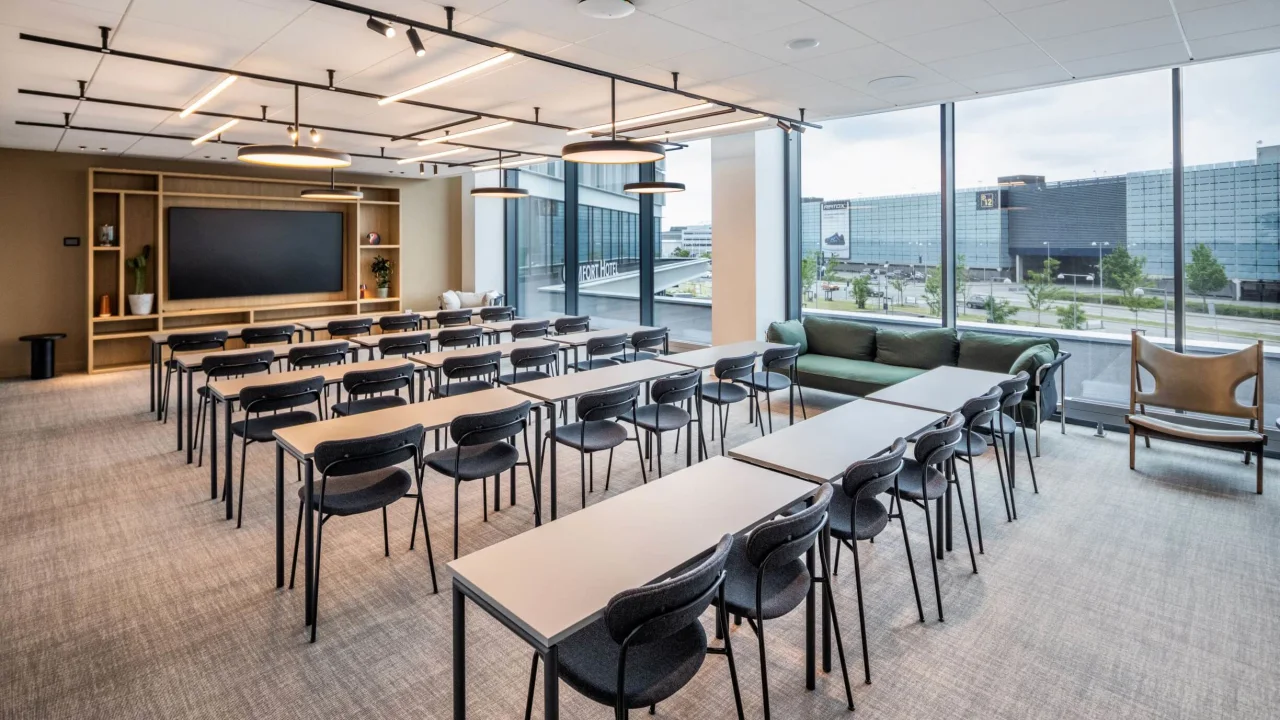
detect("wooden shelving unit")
(86, 168), (402, 373)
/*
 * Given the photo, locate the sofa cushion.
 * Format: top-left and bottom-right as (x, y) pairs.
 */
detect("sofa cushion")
(958, 331), (1060, 374)
(766, 320), (808, 355)
(1011, 343), (1055, 376)
(796, 355), (927, 398)
(801, 315), (876, 361)
(440, 290), (461, 310)
(874, 327), (957, 370)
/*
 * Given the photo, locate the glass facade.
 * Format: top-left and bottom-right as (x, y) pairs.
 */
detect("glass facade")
(656, 139), (712, 344)
(514, 162), (565, 319)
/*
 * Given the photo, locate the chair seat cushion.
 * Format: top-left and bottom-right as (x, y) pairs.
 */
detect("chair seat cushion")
(953, 430), (989, 457)
(1128, 415), (1265, 445)
(552, 420), (629, 452)
(828, 489), (889, 541)
(231, 411), (317, 442)
(434, 380), (493, 397)
(558, 617), (707, 709)
(700, 382), (748, 404)
(795, 355), (927, 397)
(888, 459), (947, 501)
(741, 371), (791, 392)
(573, 358), (620, 372)
(425, 442), (520, 481)
(625, 404), (691, 432)
(722, 539), (811, 620)
(332, 395), (408, 417)
(498, 370), (552, 385)
(300, 467), (412, 516)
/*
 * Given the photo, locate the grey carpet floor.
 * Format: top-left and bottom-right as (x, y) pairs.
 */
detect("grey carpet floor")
(1, 370), (1278, 719)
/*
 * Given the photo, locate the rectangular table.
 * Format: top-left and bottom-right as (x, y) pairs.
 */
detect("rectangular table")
(296, 311), (421, 341)
(549, 326), (655, 368)
(865, 366), (1013, 415)
(274, 388), (531, 618)
(506, 359), (687, 520)
(660, 339), (796, 429)
(409, 339), (557, 391)
(449, 456), (818, 720)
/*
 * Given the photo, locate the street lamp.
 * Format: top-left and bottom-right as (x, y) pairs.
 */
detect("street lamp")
(1135, 286), (1169, 337)
(1057, 272), (1094, 306)
(1092, 241), (1110, 328)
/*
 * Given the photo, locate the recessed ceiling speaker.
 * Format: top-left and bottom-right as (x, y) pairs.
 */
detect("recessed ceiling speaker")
(867, 75), (917, 91)
(578, 0), (635, 19)
(786, 38), (819, 51)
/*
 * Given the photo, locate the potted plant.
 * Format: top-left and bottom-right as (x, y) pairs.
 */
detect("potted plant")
(126, 244), (154, 315)
(371, 255), (393, 298)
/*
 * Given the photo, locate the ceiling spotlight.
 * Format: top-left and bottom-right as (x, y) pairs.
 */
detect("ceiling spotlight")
(300, 169), (363, 200)
(419, 163), (425, 176)
(632, 116), (770, 142)
(179, 74), (237, 118)
(408, 27), (427, 57)
(78, 145), (86, 151)
(99, 147), (107, 152)
(367, 16), (395, 38)
(287, 125), (298, 141)
(309, 128), (320, 144)
(471, 156), (547, 171)
(623, 181), (685, 194)
(192, 118), (238, 146)
(418, 120), (513, 145)
(379, 52), (515, 105)
(562, 78), (664, 164)
(786, 38), (820, 51)
(566, 103), (714, 136)
(776, 120), (791, 132)
(578, 0), (635, 19)
(397, 146), (470, 164)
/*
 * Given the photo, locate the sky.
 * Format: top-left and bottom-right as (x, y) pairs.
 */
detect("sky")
(659, 51), (1280, 227)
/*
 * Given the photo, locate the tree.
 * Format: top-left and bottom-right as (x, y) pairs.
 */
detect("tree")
(699, 251), (711, 261)
(986, 296), (1016, 325)
(851, 275), (872, 309)
(670, 247), (691, 258)
(923, 265), (941, 316)
(955, 255), (969, 309)
(1101, 246), (1151, 324)
(1056, 302), (1087, 330)
(800, 251), (818, 303)
(1186, 242), (1228, 312)
(825, 255), (841, 283)
(889, 277), (906, 305)
(1024, 257), (1062, 325)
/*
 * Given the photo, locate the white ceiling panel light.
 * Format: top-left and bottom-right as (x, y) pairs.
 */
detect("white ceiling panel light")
(632, 115), (771, 142)
(578, 0), (636, 20)
(566, 102), (714, 136)
(418, 120), (513, 145)
(397, 146), (470, 164)
(472, 155), (548, 171)
(191, 119), (238, 146)
(379, 52), (516, 105)
(179, 75), (237, 118)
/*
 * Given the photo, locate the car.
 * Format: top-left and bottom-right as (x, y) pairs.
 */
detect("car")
(965, 294), (990, 309)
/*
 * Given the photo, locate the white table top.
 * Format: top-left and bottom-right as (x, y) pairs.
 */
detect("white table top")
(550, 326), (656, 347)
(658, 341), (791, 370)
(728, 400), (945, 483)
(207, 358), (412, 402)
(507, 359), (683, 404)
(866, 365), (1013, 414)
(409, 340), (558, 369)
(148, 323), (266, 344)
(448, 456), (817, 647)
(296, 312), (417, 331)
(348, 326), (497, 349)
(171, 340), (355, 370)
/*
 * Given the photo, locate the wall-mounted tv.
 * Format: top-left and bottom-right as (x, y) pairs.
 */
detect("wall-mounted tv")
(167, 207), (344, 300)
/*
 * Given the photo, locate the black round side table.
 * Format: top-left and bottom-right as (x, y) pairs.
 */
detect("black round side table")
(18, 333), (67, 380)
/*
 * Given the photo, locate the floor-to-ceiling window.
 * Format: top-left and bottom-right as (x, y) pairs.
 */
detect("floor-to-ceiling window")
(577, 163), (642, 328)
(514, 161), (566, 319)
(655, 139), (712, 344)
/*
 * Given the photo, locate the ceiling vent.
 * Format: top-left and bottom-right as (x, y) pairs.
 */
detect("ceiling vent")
(578, 0), (635, 19)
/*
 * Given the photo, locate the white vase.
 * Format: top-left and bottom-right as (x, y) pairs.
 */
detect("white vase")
(377, 287), (390, 298)
(128, 293), (154, 315)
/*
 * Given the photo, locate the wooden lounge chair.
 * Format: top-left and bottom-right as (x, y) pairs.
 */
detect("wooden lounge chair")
(1127, 331), (1266, 493)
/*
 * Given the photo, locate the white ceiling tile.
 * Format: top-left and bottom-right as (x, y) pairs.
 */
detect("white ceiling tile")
(479, 0), (613, 43)
(798, 0), (880, 12)
(1063, 42), (1191, 77)
(792, 42), (949, 87)
(122, 0), (305, 45)
(984, 0), (1058, 10)
(732, 15), (877, 63)
(1179, 0), (1280, 41)
(575, 11), (720, 63)
(547, 42), (650, 77)
(962, 63), (1072, 93)
(1190, 26), (1280, 58)
(888, 16), (1028, 65)
(656, 0), (821, 42)
(452, 14), (575, 54)
(717, 64), (829, 99)
(234, 10), (407, 80)
(1170, 0), (1245, 11)
(663, 43), (778, 84)
(1004, 0), (1172, 41)
(1038, 16), (1186, 63)
(0, 0), (125, 36)
(865, 79), (974, 105)
(832, 0), (998, 43)
(929, 43), (1058, 81)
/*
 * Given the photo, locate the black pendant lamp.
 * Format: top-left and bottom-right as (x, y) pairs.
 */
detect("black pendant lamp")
(240, 86), (352, 169)
(471, 152), (529, 198)
(623, 180), (685, 194)
(562, 79), (666, 165)
(301, 169), (363, 200)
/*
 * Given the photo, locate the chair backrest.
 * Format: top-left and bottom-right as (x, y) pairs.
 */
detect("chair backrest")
(437, 326), (483, 349)
(744, 483), (833, 570)
(288, 341), (348, 369)
(630, 328), (668, 354)
(510, 320), (549, 340)
(960, 387), (1002, 429)
(327, 318), (373, 338)
(480, 306), (515, 322)
(314, 425), (423, 479)
(450, 401), (532, 446)
(577, 382), (641, 422)
(913, 412), (964, 467)
(169, 330), (228, 354)
(442, 350), (501, 381)
(510, 342), (559, 371)
(1131, 331), (1262, 420)
(650, 370), (700, 405)
(436, 309), (473, 327)
(603, 534), (733, 646)
(841, 439), (906, 504)
(585, 333), (626, 359)
(342, 363), (414, 397)
(379, 313), (421, 333)
(379, 333), (429, 358)
(761, 344), (800, 371)
(202, 349), (274, 380)
(553, 315), (590, 334)
(712, 352), (757, 382)
(240, 375), (325, 414)
(996, 371), (1031, 411)
(240, 325), (295, 346)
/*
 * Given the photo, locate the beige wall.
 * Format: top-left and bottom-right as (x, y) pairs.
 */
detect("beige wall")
(0, 148), (461, 378)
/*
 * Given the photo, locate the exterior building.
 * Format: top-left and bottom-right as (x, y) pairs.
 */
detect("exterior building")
(661, 224), (712, 257)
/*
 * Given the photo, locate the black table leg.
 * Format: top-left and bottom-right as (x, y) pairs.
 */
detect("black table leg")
(275, 444), (284, 589)
(304, 459), (314, 626)
(544, 645), (560, 720)
(805, 496), (816, 690)
(176, 365), (184, 452)
(150, 343), (157, 414)
(534, 407), (543, 526)
(549, 404), (558, 521)
(210, 396), (219, 500)
(224, 400), (234, 520)
(453, 583), (467, 719)
(822, 521), (831, 673)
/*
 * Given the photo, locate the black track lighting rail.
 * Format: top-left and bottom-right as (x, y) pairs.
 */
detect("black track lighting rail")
(308, 0), (821, 130)
(389, 115), (482, 142)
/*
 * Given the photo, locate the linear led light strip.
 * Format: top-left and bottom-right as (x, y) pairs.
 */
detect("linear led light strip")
(379, 52), (515, 106)
(632, 116), (771, 142)
(566, 103), (714, 136)
(179, 75), (237, 118)
(418, 120), (512, 145)
(397, 146), (470, 164)
(191, 119), (238, 146)
(472, 156), (546, 171)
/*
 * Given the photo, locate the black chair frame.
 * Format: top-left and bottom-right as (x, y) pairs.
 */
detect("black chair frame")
(539, 383), (648, 509)
(233, 377), (326, 529)
(194, 349), (274, 468)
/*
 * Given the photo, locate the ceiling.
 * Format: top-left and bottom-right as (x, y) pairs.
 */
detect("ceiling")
(2, 0), (1278, 177)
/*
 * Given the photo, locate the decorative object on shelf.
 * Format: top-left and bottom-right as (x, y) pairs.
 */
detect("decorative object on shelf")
(371, 255), (393, 298)
(365, 231), (381, 245)
(98, 223), (116, 246)
(125, 244), (154, 316)
(97, 294), (112, 318)
(359, 283), (368, 299)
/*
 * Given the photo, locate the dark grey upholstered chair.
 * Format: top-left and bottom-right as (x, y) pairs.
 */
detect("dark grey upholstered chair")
(327, 317), (372, 339)
(498, 343), (560, 386)
(987, 372), (1037, 511)
(287, 341), (348, 370)
(572, 333), (626, 372)
(332, 363), (415, 418)
(620, 370), (702, 478)
(437, 325), (483, 351)
(195, 349), (274, 468)
(232, 376), (325, 529)
(161, 330), (228, 424)
(378, 313), (421, 334)
(524, 534), (745, 720)
(740, 344), (807, 433)
(829, 438), (922, 685)
(378, 333), (429, 359)
(701, 353), (759, 455)
(288, 424), (435, 643)
(540, 382), (647, 509)
(510, 319), (550, 340)
(887, 412), (971, 622)
(953, 387), (1009, 554)
(480, 305), (515, 322)
(435, 309), (474, 328)
(721, 484), (853, 718)
(431, 351), (500, 399)
(240, 324), (296, 346)
(424, 402), (533, 558)
(619, 327), (668, 363)
(553, 315), (590, 335)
